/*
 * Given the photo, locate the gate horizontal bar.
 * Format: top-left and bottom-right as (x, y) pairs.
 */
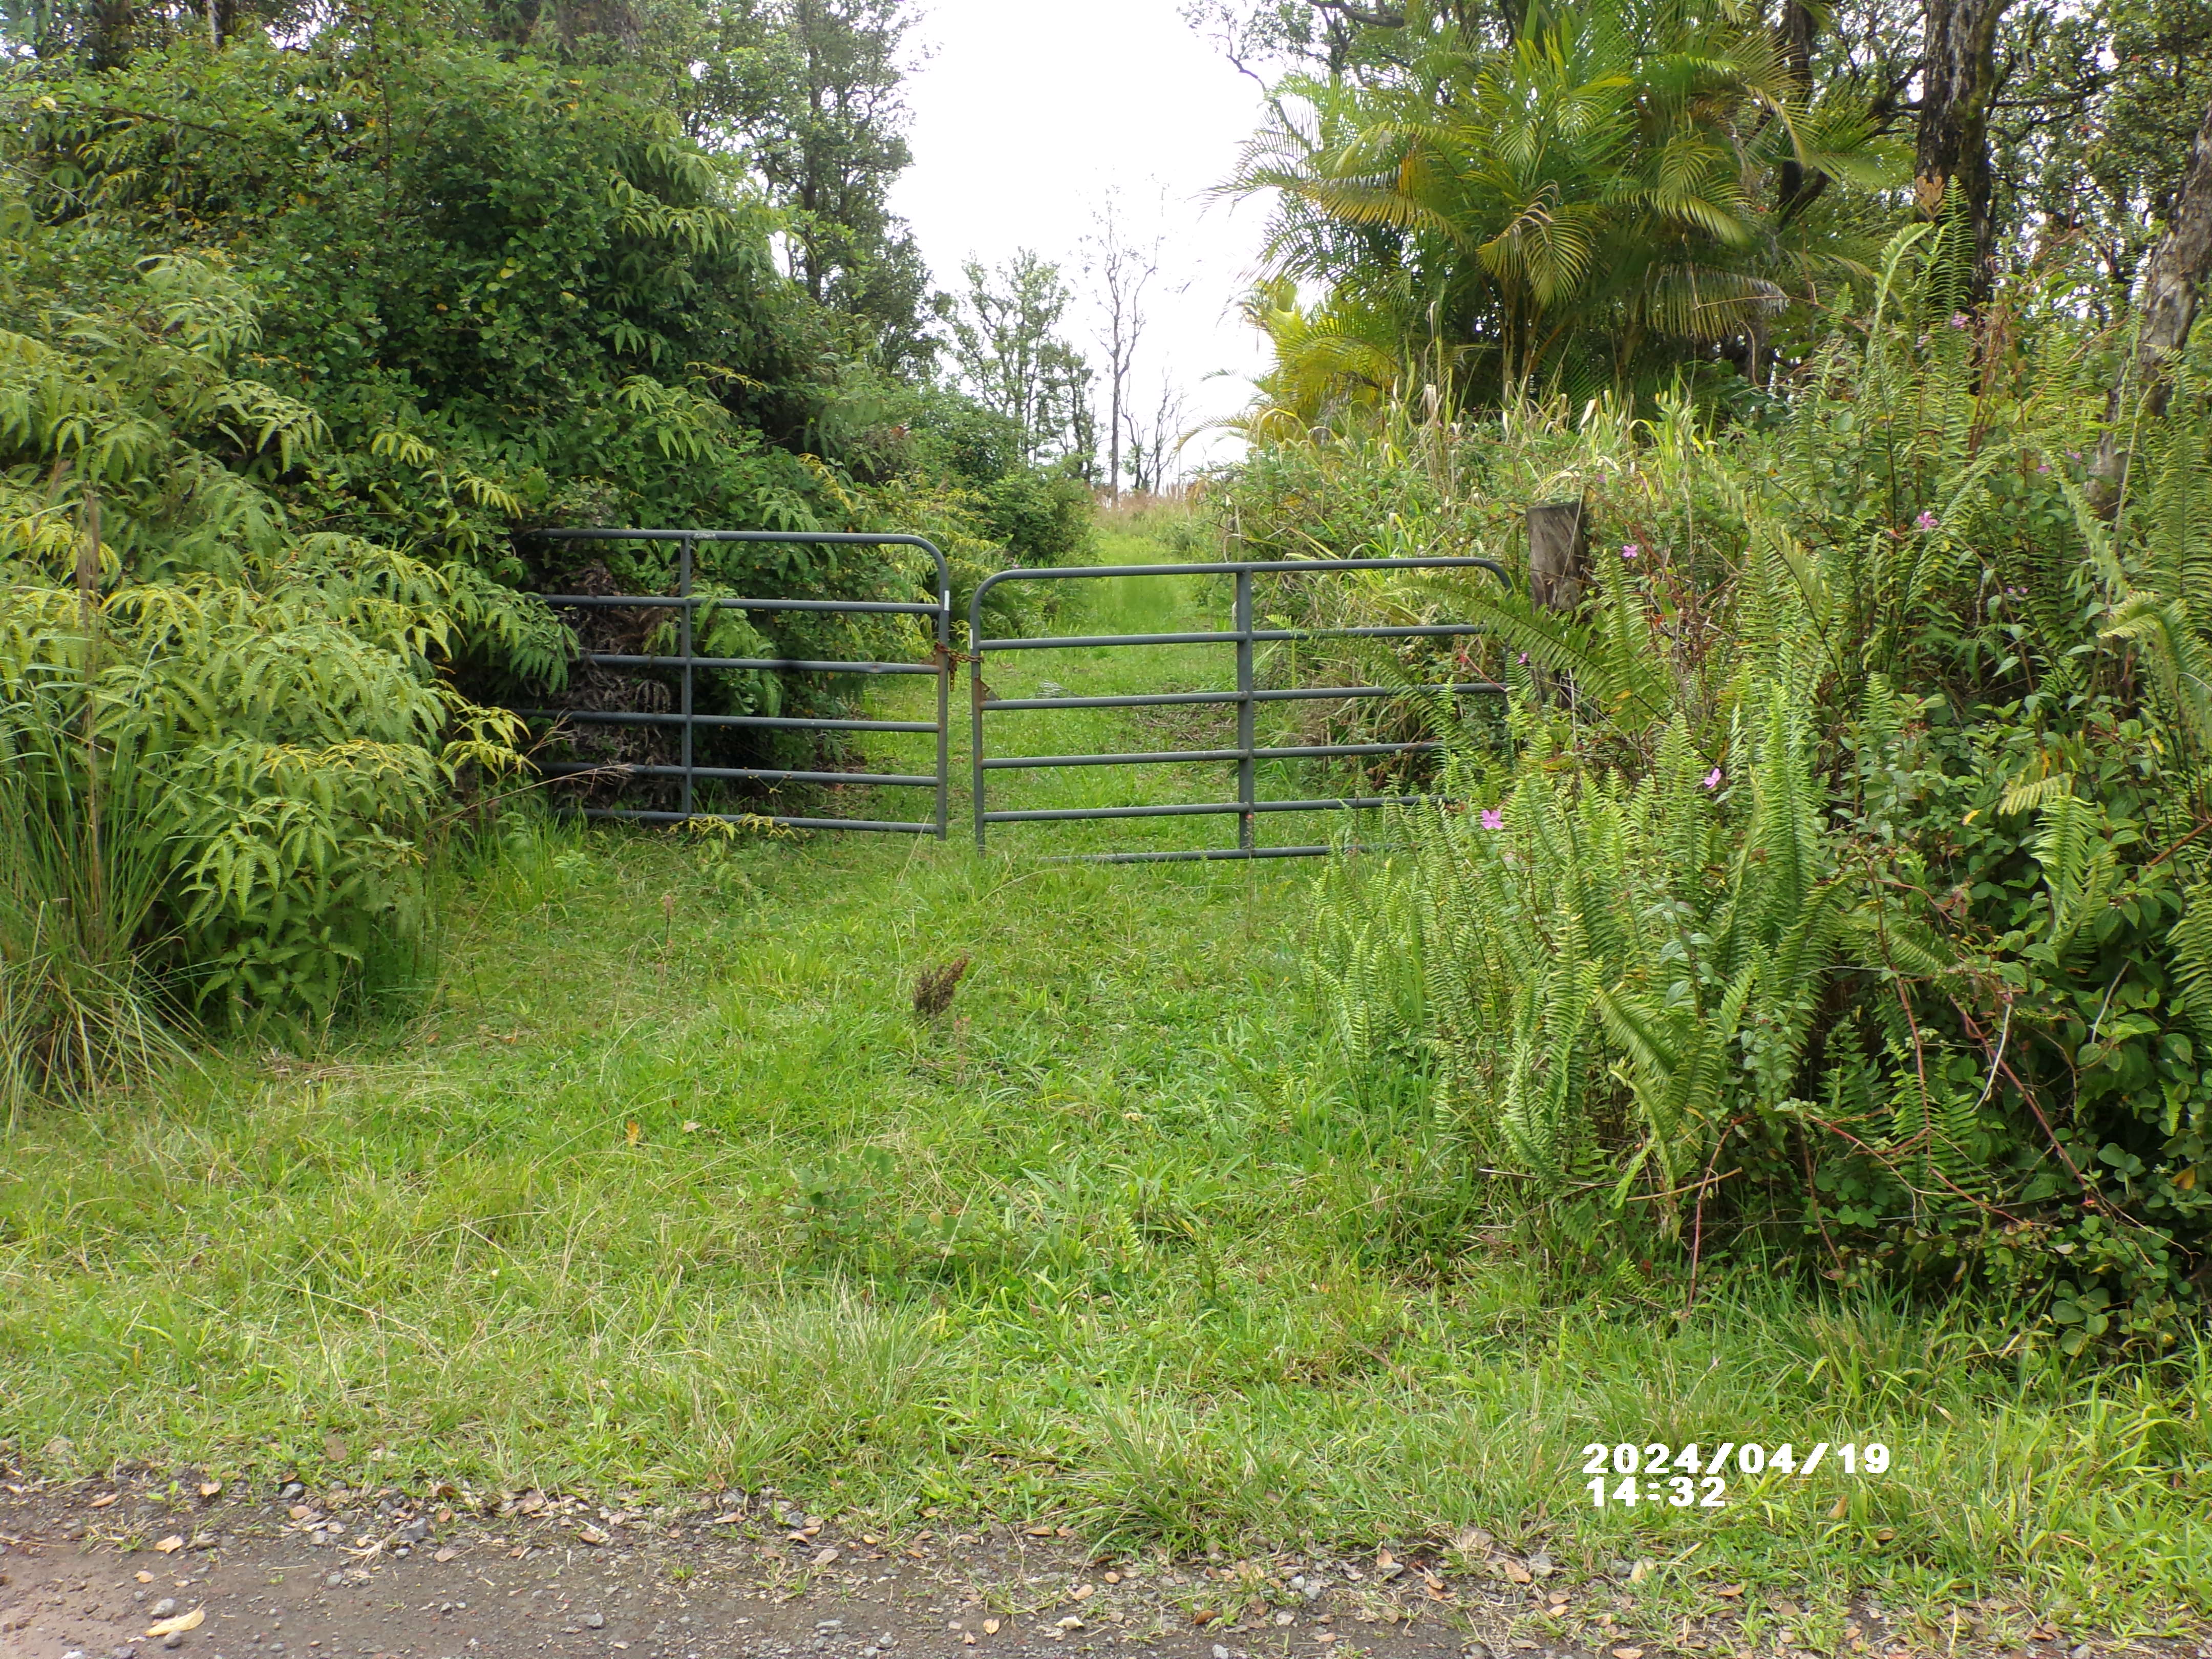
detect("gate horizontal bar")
(520, 709), (938, 734)
(541, 593), (943, 616)
(1049, 845), (1362, 865)
(580, 808), (938, 833)
(985, 682), (1505, 711)
(981, 741), (1443, 771)
(539, 528), (949, 551)
(544, 761), (938, 788)
(582, 652), (938, 675)
(982, 749), (1248, 770)
(984, 796), (1433, 824)
(979, 622), (1491, 652)
(973, 555), (1510, 582)
(983, 628), (1238, 650)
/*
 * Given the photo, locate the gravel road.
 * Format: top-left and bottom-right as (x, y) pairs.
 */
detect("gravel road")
(0, 1467), (2196, 1659)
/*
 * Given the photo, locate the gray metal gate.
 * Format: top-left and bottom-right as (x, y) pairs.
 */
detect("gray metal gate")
(525, 528), (953, 836)
(967, 556), (1511, 863)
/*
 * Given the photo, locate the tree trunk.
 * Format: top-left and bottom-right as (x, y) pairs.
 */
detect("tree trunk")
(2131, 95), (2212, 406)
(1108, 361), (1122, 504)
(2090, 92), (2212, 507)
(1776, 0), (1826, 221)
(1914, 0), (2010, 303)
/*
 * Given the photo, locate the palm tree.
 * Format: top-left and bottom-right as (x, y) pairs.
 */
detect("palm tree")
(1227, 279), (1408, 441)
(1223, 0), (1887, 408)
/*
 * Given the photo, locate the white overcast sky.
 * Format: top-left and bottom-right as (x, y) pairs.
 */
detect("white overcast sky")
(887, 0), (1277, 474)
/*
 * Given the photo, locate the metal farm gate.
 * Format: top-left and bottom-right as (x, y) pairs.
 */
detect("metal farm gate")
(521, 531), (1508, 859)
(967, 555), (1509, 862)
(525, 528), (954, 836)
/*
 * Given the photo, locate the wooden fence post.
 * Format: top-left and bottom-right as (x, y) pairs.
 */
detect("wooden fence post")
(1527, 498), (1588, 614)
(1527, 499), (1586, 705)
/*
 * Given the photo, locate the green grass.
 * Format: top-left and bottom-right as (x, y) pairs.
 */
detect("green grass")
(2, 512), (2208, 1636)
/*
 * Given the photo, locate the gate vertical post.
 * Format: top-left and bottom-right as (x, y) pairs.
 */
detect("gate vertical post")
(935, 564), (951, 840)
(969, 627), (988, 853)
(678, 533), (695, 820)
(1235, 566), (1256, 852)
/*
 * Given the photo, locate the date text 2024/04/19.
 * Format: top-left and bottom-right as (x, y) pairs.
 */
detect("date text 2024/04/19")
(1583, 1442), (1891, 1507)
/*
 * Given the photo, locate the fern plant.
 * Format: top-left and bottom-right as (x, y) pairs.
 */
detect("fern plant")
(1314, 667), (1846, 1223)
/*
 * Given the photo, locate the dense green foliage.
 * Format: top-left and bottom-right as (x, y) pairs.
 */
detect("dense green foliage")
(0, 0), (1098, 1057)
(1190, 0), (2212, 1357)
(939, 251), (1099, 474)
(1204, 0), (2212, 421)
(4, 12), (1060, 565)
(698, 0), (939, 376)
(0, 252), (558, 1070)
(1223, 0), (1883, 410)
(1222, 223), (2212, 1350)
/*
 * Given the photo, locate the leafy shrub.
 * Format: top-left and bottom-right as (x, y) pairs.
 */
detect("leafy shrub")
(1, 251), (556, 1052)
(978, 469), (1095, 567)
(5, 33), (1090, 594)
(10, 36), (839, 546)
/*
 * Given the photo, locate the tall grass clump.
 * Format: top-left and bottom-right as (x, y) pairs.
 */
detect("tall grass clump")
(0, 691), (178, 1118)
(1236, 222), (2212, 1354)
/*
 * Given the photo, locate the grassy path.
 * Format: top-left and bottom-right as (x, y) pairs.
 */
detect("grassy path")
(1, 525), (2207, 1634)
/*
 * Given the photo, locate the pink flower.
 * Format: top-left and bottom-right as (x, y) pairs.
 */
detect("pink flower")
(1703, 767), (1722, 790)
(1516, 652), (1528, 664)
(1948, 312), (1971, 329)
(1622, 543), (1641, 560)
(1480, 808), (1504, 831)
(1915, 511), (1940, 531)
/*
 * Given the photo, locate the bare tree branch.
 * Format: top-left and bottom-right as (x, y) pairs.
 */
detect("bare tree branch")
(1086, 189), (1168, 503)
(1307, 0), (1408, 28)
